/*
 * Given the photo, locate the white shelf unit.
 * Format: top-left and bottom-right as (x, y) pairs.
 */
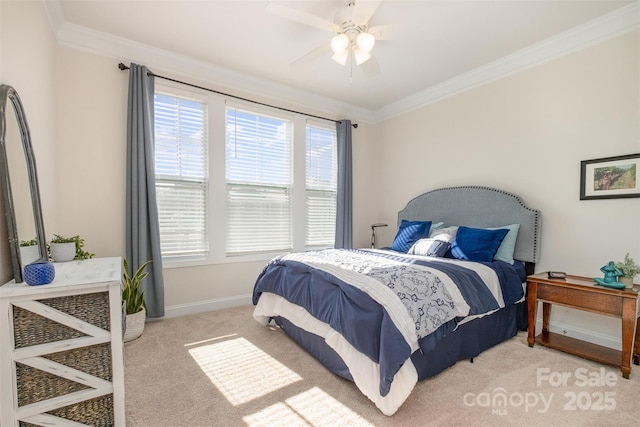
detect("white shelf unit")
(0, 257), (125, 426)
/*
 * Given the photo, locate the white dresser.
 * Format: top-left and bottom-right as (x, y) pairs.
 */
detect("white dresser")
(0, 257), (125, 426)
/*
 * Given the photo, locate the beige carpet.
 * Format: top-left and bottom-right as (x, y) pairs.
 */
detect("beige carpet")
(124, 305), (639, 426)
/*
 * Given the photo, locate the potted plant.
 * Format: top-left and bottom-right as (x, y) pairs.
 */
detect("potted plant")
(122, 258), (152, 342)
(615, 253), (640, 289)
(48, 234), (94, 262)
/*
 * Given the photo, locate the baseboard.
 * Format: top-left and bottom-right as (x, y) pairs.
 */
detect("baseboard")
(162, 297), (622, 351)
(535, 319), (621, 351)
(163, 294), (253, 319)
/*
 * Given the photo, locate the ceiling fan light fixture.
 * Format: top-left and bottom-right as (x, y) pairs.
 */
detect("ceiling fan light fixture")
(356, 32), (375, 53)
(353, 47), (371, 65)
(331, 33), (350, 54)
(332, 50), (349, 66)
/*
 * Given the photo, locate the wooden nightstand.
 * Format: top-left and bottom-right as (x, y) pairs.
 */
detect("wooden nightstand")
(527, 272), (640, 379)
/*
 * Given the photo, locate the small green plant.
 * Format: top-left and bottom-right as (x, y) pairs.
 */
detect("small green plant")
(122, 258), (152, 315)
(615, 253), (640, 278)
(19, 238), (38, 247)
(48, 234), (95, 260)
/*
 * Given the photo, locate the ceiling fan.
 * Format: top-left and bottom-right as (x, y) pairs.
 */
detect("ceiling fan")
(266, 0), (387, 76)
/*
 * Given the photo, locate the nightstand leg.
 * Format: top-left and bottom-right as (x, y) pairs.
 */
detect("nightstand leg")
(542, 302), (551, 335)
(527, 281), (537, 347)
(621, 298), (637, 378)
(634, 314), (639, 366)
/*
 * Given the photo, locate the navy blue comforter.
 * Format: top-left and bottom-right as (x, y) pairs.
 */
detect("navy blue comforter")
(252, 249), (523, 397)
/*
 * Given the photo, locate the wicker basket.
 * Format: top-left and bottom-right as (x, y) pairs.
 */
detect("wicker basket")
(12, 291), (115, 426)
(18, 395), (114, 427)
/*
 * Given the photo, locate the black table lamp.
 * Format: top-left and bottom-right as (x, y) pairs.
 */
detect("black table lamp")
(370, 223), (388, 248)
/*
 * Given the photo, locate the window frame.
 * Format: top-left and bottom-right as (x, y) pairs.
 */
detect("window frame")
(224, 104), (294, 257)
(304, 119), (338, 250)
(153, 85), (210, 263)
(155, 82), (337, 268)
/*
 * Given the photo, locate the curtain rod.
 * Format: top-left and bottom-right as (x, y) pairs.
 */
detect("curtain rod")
(118, 63), (357, 128)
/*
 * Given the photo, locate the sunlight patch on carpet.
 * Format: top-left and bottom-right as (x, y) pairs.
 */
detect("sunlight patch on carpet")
(243, 402), (309, 427)
(184, 333), (238, 347)
(189, 337), (302, 405)
(243, 387), (373, 427)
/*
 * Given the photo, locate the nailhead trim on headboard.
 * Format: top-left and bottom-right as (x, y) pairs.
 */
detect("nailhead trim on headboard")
(398, 186), (541, 264)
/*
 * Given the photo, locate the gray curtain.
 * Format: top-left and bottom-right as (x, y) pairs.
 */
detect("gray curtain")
(126, 63), (164, 318)
(335, 120), (353, 248)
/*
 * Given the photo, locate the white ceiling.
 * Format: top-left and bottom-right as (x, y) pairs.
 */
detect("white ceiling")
(51, 0), (636, 119)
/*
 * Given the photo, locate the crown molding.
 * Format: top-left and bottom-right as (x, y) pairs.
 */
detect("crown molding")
(372, 1), (640, 122)
(50, 5), (374, 123)
(47, 1), (638, 124)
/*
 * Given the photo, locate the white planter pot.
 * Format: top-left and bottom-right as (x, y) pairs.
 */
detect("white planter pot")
(619, 276), (634, 289)
(50, 242), (76, 262)
(124, 307), (146, 342)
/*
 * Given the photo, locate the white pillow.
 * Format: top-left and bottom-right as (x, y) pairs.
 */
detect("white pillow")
(429, 225), (458, 240)
(408, 233), (453, 257)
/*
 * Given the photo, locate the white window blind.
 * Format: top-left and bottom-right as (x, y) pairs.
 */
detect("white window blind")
(225, 107), (292, 255)
(154, 92), (209, 258)
(305, 122), (337, 248)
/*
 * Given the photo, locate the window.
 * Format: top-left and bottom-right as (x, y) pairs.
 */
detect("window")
(154, 91), (209, 259)
(305, 123), (337, 248)
(154, 86), (337, 264)
(225, 107), (293, 255)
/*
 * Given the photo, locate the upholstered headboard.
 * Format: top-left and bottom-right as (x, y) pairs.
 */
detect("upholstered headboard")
(398, 186), (541, 268)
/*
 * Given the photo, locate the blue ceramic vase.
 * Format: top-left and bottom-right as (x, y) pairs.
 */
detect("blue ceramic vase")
(23, 261), (55, 286)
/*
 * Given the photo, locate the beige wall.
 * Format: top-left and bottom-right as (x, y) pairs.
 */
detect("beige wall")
(375, 31), (639, 269)
(373, 31), (640, 343)
(55, 49), (128, 257)
(0, 0), (57, 283)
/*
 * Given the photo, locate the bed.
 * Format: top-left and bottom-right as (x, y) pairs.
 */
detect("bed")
(252, 186), (541, 415)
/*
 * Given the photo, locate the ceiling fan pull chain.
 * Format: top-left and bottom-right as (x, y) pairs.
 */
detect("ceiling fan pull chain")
(349, 54), (354, 85)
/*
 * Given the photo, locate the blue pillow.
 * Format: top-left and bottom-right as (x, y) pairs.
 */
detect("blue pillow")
(450, 226), (509, 262)
(391, 220), (432, 253)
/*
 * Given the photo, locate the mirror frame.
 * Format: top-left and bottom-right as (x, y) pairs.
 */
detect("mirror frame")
(0, 85), (47, 283)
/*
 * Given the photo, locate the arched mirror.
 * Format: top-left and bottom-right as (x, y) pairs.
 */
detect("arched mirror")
(0, 85), (47, 283)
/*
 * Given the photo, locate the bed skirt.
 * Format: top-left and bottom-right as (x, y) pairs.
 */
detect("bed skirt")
(272, 301), (527, 383)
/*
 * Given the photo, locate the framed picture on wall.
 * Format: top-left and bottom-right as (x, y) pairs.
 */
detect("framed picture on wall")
(580, 153), (640, 200)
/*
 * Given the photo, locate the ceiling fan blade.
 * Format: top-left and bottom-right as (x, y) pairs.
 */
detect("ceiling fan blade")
(265, 2), (340, 32)
(351, 0), (383, 26)
(368, 24), (393, 40)
(290, 43), (332, 68)
(359, 53), (380, 77)
(369, 22), (444, 41)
